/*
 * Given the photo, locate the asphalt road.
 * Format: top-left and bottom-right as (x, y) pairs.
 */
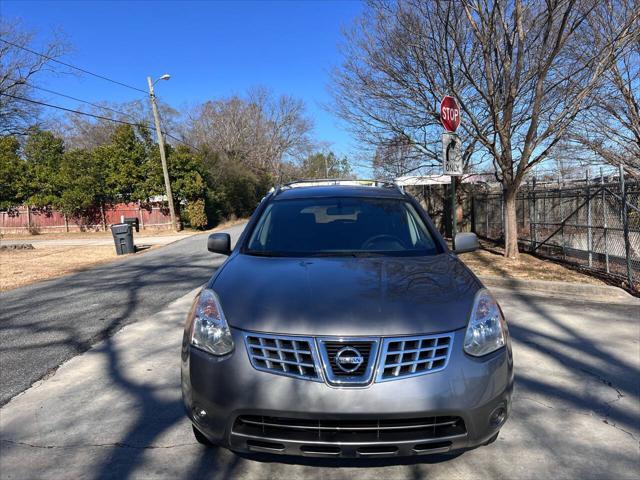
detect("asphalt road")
(0, 223), (246, 406)
(1, 286), (638, 479)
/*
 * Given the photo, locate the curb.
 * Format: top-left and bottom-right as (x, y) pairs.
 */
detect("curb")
(477, 275), (637, 302)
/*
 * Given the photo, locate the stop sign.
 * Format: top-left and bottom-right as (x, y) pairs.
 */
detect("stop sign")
(440, 95), (461, 132)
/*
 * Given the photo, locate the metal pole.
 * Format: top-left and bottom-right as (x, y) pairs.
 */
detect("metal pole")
(485, 191), (489, 238)
(530, 177), (537, 251)
(542, 190), (546, 230)
(500, 191), (504, 241)
(451, 175), (457, 248)
(559, 174), (565, 260)
(587, 169), (593, 268)
(601, 168), (609, 273)
(471, 194), (476, 234)
(147, 76), (177, 232)
(619, 165), (633, 288)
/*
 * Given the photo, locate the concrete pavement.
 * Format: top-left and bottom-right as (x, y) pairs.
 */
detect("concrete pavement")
(1, 286), (638, 479)
(0, 224), (246, 406)
(478, 275), (635, 302)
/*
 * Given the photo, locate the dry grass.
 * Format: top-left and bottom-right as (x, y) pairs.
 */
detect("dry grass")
(459, 241), (605, 285)
(1, 218), (247, 242)
(0, 218), (248, 292)
(2, 229), (191, 241)
(0, 246), (127, 291)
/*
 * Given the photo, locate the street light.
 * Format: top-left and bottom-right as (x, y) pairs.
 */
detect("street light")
(147, 74), (178, 231)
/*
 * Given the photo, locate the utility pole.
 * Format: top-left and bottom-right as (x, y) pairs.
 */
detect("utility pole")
(147, 75), (178, 232)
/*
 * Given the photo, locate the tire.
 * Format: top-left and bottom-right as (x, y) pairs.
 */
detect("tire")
(484, 431), (499, 446)
(192, 425), (213, 446)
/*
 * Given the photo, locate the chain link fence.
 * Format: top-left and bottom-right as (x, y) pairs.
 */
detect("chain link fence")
(473, 175), (640, 291)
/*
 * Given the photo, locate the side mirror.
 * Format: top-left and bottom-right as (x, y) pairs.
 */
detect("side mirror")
(208, 233), (231, 255)
(454, 232), (479, 254)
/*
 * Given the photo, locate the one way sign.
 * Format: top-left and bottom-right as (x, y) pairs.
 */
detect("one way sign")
(442, 132), (462, 175)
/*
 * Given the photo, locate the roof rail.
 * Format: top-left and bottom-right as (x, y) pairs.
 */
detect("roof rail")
(275, 178), (404, 196)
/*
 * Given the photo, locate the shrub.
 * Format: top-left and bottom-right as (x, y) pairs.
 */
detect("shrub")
(185, 199), (208, 229)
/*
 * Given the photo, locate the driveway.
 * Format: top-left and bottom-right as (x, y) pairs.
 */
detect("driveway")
(1, 283), (638, 479)
(0, 223), (246, 405)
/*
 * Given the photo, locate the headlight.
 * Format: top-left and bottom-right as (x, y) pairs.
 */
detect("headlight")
(463, 289), (507, 357)
(187, 289), (234, 356)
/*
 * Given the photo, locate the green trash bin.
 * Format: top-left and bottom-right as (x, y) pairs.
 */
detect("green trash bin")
(110, 223), (135, 255)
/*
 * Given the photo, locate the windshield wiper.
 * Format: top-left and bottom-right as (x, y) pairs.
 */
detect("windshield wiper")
(245, 250), (283, 257)
(307, 251), (381, 258)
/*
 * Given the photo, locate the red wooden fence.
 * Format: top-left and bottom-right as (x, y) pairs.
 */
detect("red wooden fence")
(0, 203), (172, 234)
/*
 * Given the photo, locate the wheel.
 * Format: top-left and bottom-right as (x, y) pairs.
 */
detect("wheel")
(192, 425), (213, 446)
(484, 431), (499, 446)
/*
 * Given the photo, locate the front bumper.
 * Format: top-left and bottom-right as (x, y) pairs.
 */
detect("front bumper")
(181, 327), (514, 458)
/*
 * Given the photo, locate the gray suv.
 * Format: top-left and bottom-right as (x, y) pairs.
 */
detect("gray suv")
(181, 180), (513, 458)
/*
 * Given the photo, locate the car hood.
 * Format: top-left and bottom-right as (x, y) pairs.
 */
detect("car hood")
(213, 253), (481, 336)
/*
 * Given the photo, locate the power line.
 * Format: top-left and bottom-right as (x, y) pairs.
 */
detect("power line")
(1, 92), (146, 127)
(19, 82), (197, 149)
(0, 38), (148, 95)
(1, 92), (200, 151)
(1, 41), (199, 150)
(164, 131), (197, 150)
(12, 79), (140, 122)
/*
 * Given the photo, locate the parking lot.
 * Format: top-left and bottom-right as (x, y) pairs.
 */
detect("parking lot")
(1, 278), (638, 479)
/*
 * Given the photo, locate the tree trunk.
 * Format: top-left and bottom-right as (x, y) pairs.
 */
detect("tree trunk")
(503, 187), (519, 259)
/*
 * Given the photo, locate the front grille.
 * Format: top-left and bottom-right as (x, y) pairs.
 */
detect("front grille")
(242, 332), (455, 384)
(377, 334), (453, 382)
(233, 414), (467, 444)
(317, 337), (379, 386)
(323, 341), (372, 377)
(243, 333), (321, 381)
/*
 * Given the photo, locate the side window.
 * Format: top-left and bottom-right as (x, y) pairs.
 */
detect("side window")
(251, 205), (273, 249)
(406, 204), (436, 251)
(259, 209), (272, 247)
(405, 209), (419, 246)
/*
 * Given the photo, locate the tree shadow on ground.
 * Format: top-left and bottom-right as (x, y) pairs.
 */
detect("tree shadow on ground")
(94, 248), (637, 479)
(0, 232), (231, 405)
(5, 230), (637, 479)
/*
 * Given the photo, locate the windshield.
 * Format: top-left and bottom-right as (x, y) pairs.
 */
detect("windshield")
(245, 197), (440, 257)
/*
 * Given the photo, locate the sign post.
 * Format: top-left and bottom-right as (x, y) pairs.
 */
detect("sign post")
(440, 95), (462, 248)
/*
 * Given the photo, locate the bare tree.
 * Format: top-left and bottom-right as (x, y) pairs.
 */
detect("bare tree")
(56, 99), (180, 151)
(569, 1), (640, 177)
(372, 135), (424, 179)
(0, 19), (68, 135)
(333, 0), (638, 257)
(331, 1), (488, 177)
(183, 88), (314, 176)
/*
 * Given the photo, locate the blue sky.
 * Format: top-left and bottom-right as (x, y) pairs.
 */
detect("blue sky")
(3, 0), (364, 161)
